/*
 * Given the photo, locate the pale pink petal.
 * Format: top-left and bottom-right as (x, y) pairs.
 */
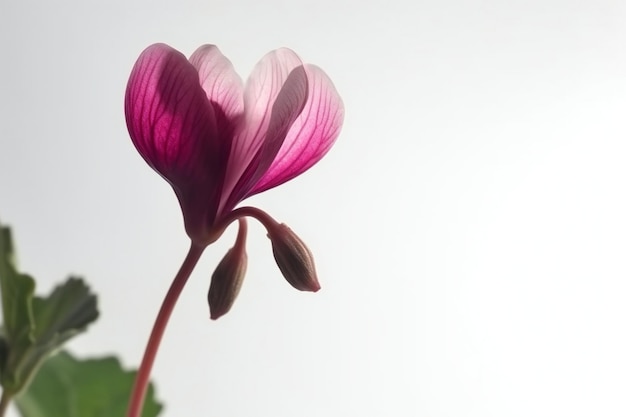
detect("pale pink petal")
(222, 66), (309, 211)
(250, 64), (344, 195)
(218, 48), (304, 212)
(125, 43), (227, 240)
(189, 45), (244, 127)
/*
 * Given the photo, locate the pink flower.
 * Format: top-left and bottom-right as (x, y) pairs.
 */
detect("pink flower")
(125, 43), (343, 247)
(125, 44), (343, 416)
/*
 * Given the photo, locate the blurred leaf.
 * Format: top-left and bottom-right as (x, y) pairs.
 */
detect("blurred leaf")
(31, 277), (98, 350)
(15, 350), (162, 417)
(0, 224), (36, 384)
(0, 224), (36, 391)
(5, 278), (99, 394)
(0, 331), (8, 378)
(0, 221), (98, 395)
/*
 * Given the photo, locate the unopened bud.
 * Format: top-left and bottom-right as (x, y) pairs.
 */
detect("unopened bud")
(208, 220), (248, 320)
(267, 223), (320, 292)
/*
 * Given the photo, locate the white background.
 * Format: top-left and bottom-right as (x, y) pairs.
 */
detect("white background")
(1, 0), (626, 416)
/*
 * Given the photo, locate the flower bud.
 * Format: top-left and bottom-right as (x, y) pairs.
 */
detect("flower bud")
(208, 220), (248, 320)
(267, 223), (320, 292)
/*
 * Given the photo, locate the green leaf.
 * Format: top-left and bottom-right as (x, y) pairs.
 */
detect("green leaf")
(0, 224), (36, 390)
(6, 278), (99, 394)
(0, 222), (99, 395)
(31, 277), (99, 350)
(0, 225), (36, 366)
(0, 331), (8, 377)
(14, 350), (162, 417)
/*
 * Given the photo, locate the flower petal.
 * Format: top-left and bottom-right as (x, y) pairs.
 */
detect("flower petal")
(221, 65), (309, 212)
(250, 65), (344, 195)
(189, 45), (244, 128)
(218, 48), (305, 212)
(125, 43), (227, 242)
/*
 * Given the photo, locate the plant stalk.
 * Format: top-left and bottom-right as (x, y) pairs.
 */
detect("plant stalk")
(0, 390), (11, 417)
(127, 243), (205, 417)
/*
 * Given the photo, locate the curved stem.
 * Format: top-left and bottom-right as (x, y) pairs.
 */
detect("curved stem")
(127, 243), (205, 417)
(234, 217), (248, 250)
(215, 206), (279, 236)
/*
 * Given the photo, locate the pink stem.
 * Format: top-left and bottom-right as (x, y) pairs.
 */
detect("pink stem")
(218, 206), (279, 235)
(127, 243), (205, 417)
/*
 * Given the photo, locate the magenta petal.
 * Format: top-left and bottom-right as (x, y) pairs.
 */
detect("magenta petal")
(250, 65), (344, 195)
(125, 43), (227, 242)
(125, 44), (216, 179)
(189, 45), (244, 127)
